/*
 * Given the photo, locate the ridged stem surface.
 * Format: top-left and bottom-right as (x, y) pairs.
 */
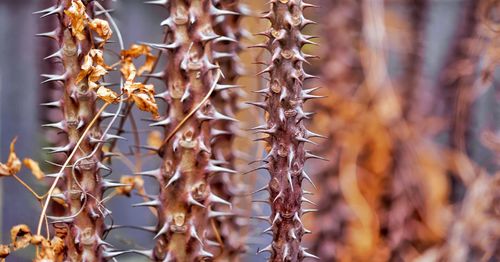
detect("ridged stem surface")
(253, 0), (319, 261)
(144, 0), (236, 260)
(40, 1), (107, 260)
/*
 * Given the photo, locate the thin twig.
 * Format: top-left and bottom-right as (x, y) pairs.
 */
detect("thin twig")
(12, 174), (42, 200)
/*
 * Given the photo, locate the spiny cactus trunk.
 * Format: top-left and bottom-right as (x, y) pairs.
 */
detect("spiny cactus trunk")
(143, 0), (236, 260)
(210, 0), (247, 259)
(38, 1), (106, 260)
(252, 0), (319, 261)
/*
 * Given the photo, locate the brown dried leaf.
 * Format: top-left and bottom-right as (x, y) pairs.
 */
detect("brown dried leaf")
(64, 0), (88, 41)
(51, 236), (65, 256)
(89, 18), (112, 42)
(30, 235), (45, 245)
(23, 158), (44, 180)
(116, 176), (144, 197)
(122, 80), (158, 118)
(96, 86), (118, 104)
(147, 130), (163, 148)
(0, 138), (21, 177)
(34, 236), (64, 262)
(10, 224), (31, 250)
(121, 44), (150, 58)
(51, 188), (68, 207)
(0, 245), (9, 259)
(138, 53), (157, 76)
(121, 44), (157, 76)
(120, 59), (136, 82)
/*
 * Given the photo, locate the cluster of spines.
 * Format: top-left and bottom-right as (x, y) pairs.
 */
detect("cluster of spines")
(137, 0), (239, 260)
(250, 0), (321, 261)
(209, 0), (249, 259)
(36, 1), (116, 260)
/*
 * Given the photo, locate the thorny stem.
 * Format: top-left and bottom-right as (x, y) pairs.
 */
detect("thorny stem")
(158, 68), (223, 151)
(36, 103), (110, 237)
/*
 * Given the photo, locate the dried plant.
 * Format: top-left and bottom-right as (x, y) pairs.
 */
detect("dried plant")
(0, 0), (499, 261)
(36, 1), (116, 260)
(137, 0), (240, 260)
(249, 0), (321, 260)
(209, 0), (249, 259)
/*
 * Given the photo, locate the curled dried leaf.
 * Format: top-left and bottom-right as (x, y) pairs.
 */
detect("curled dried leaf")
(76, 49), (110, 90)
(123, 81), (159, 118)
(30, 235), (45, 245)
(147, 130), (163, 148)
(120, 44), (157, 76)
(116, 176), (144, 197)
(89, 18), (112, 42)
(0, 138), (21, 177)
(11, 224), (31, 250)
(23, 158), (45, 180)
(96, 86), (119, 104)
(138, 53), (157, 76)
(64, 0), (88, 41)
(34, 237), (63, 262)
(0, 245), (9, 259)
(51, 188), (68, 207)
(120, 58), (136, 82)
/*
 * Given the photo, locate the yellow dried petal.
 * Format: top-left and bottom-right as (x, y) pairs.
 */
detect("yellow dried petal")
(23, 158), (44, 180)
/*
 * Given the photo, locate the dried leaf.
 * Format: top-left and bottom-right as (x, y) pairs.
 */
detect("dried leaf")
(121, 44), (157, 76)
(147, 130), (163, 148)
(116, 176), (144, 197)
(30, 235), (44, 245)
(64, 0), (88, 41)
(138, 53), (157, 76)
(0, 138), (21, 177)
(123, 82), (159, 118)
(23, 158), (45, 180)
(34, 236), (64, 262)
(51, 188), (68, 207)
(11, 224), (31, 250)
(76, 49), (110, 89)
(89, 18), (112, 42)
(120, 58), (136, 82)
(0, 245), (9, 259)
(121, 44), (150, 58)
(96, 86), (118, 104)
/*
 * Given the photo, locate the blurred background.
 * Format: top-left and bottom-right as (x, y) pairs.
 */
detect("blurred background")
(0, 0), (499, 261)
